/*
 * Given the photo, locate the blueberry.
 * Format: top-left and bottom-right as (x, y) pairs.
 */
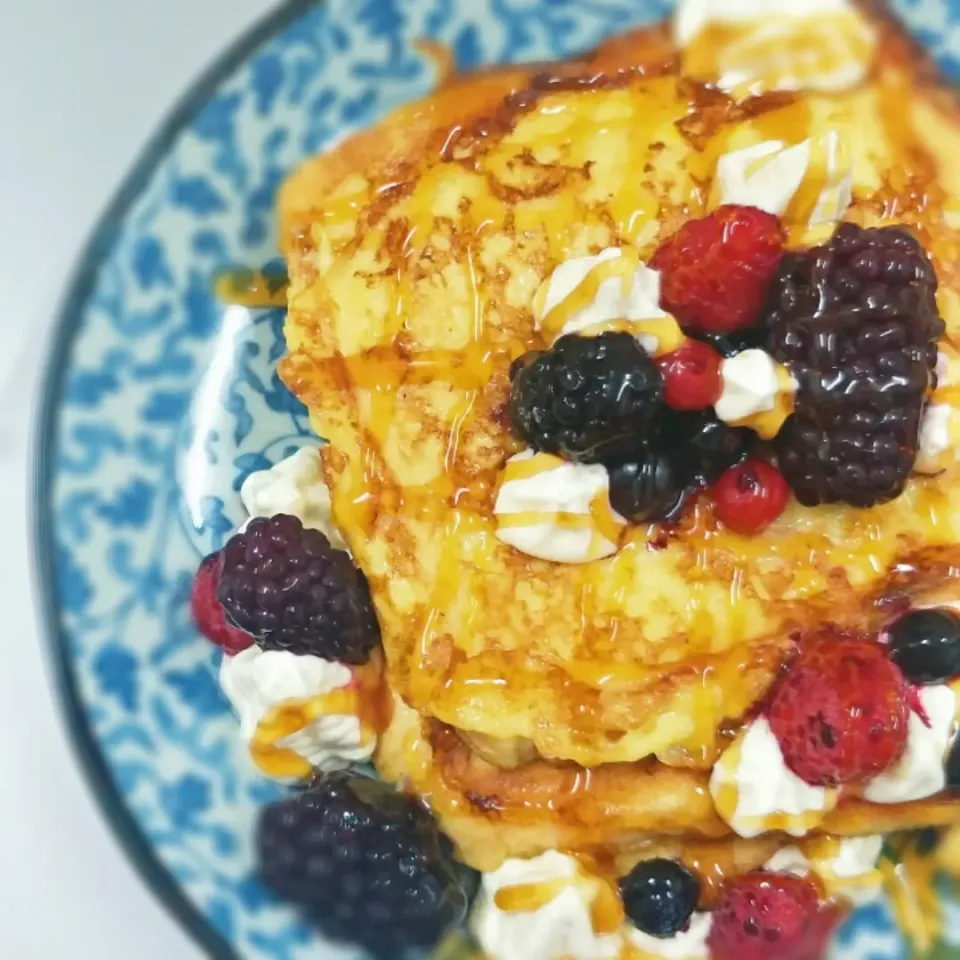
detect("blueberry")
(619, 858), (700, 938)
(608, 453), (690, 524)
(914, 827), (942, 854)
(947, 738), (960, 790)
(887, 609), (960, 685)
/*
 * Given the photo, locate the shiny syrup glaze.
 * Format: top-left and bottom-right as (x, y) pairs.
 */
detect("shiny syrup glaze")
(227, 8), (960, 922)
(249, 657), (391, 780)
(283, 18), (955, 798)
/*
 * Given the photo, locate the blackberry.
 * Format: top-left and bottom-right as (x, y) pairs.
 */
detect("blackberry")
(257, 773), (477, 955)
(887, 608), (960, 685)
(509, 332), (663, 463)
(766, 223), (944, 507)
(217, 514), (380, 664)
(619, 858), (700, 938)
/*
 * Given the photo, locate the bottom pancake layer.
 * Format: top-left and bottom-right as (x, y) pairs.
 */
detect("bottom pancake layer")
(376, 694), (960, 878)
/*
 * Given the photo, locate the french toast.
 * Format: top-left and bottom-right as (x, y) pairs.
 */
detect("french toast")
(209, 0), (960, 955)
(279, 0), (960, 776)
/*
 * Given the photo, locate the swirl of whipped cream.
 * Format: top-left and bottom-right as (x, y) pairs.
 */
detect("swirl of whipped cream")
(715, 133), (853, 228)
(713, 349), (797, 440)
(864, 685), (957, 804)
(535, 248), (684, 356)
(674, 0), (875, 98)
(765, 836), (884, 905)
(220, 646), (374, 781)
(494, 451), (626, 564)
(240, 446), (346, 549)
(471, 851), (623, 960)
(626, 912), (713, 959)
(709, 717), (838, 838)
(916, 403), (960, 475)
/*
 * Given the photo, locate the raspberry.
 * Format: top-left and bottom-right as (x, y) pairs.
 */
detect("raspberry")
(190, 553), (254, 654)
(768, 638), (910, 786)
(509, 332), (663, 464)
(656, 340), (723, 411)
(619, 858), (700, 938)
(766, 224), (944, 507)
(652, 205), (785, 335)
(709, 873), (838, 960)
(217, 514), (380, 664)
(712, 459), (789, 535)
(257, 772), (477, 953)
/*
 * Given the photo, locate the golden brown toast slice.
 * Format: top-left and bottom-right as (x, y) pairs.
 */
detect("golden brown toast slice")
(377, 691), (960, 875)
(279, 1), (960, 770)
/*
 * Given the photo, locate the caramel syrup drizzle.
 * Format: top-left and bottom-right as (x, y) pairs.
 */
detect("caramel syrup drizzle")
(249, 659), (391, 780)
(271, 19), (957, 775)
(285, 41), (952, 733)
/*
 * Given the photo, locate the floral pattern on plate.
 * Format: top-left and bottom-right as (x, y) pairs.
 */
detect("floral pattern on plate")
(34, 0), (960, 957)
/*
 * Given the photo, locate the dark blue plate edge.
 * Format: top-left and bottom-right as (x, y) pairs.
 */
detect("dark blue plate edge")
(30, 2), (319, 957)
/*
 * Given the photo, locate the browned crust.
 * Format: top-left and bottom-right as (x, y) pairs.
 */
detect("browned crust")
(284, 0), (960, 868)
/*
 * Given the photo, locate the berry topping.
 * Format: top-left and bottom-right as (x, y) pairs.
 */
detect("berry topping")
(768, 638), (910, 786)
(257, 772), (477, 953)
(217, 514), (380, 664)
(509, 332), (663, 464)
(619, 858), (700, 939)
(652, 205), (785, 335)
(608, 453), (690, 524)
(656, 340), (723, 411)
(766, 223), (944, 507)
(190, 553), (254, 654)
(712, 459), (789, 535)
(709, 873), (838, 960)
(663, 409), (752, 484)
(887, 608), (960, 685)
(692, 329), (762, 359)
(915, 827), (943, 854)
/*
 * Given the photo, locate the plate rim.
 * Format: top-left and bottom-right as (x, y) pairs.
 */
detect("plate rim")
(29, 2), (317, 957)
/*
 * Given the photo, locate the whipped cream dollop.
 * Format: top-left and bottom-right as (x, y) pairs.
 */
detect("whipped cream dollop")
(626, 912), (713, 960)
(915, 403), (959, 475)
(715, 134), (853, 227)
(494, 451), (626, 564)
(864, 685), (957, 804)
(220, 646), (373, 780)
(471, 852), (623, 960)
(674, 0), (853, 47)
(709, 717), (838, 838)
(535, 249), (684, 356)
(714, 349), (797, 439)
(674, 0), (875, 98)
(765, 836), (884, 905)
(240, 446), (346, 549)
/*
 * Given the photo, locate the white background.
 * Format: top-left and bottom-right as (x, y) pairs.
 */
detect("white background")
(0, 1), (273, 955)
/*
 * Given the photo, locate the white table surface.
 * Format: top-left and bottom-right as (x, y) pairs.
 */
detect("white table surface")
(0, 1), (274, 955)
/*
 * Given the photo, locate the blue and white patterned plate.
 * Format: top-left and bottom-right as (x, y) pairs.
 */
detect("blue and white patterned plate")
(31, 1), (960, 957)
